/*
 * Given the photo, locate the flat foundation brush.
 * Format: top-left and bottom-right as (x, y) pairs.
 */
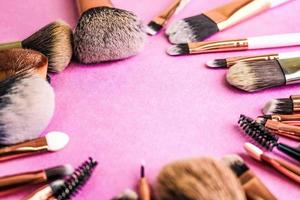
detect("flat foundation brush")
(146, 0), (191, 35)
(226, 57), (300, 92)
(74, 0), (146, 64)
(166, 0), (293, 44)
(263, 95), (300, 115)
(167, 33), (300, 56)
(206, 51), (300, 68)
(0, 21), (73, 73)
(238, 114), (300, 162)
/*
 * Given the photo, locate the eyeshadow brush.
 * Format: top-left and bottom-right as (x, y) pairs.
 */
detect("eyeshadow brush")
(263, 95), (300, 115)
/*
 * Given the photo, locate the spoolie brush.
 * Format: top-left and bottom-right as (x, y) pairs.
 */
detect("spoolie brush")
(0, 73), (55, 145)
(263, 95), (300, 115)
(238, 114), (300, 162)
(226, 57), (300, 92)
(0, 21), (73, 73)
(51, 157), (98, 200)
(74, 0), (146, 64)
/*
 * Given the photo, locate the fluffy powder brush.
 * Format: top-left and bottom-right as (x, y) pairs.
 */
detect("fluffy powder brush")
(0, 21), (73, 73)
(74, 0), (146, 64)
(0, 73), (55, 145)
(156, 157), (246, 200)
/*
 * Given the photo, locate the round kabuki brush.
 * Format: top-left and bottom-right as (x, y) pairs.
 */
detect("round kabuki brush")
(0, 48), (48, 82)
(0, 21), (73, 73)
(74, 0), (147, 64)
(155, 157), (246, 200)
(0, 73), (55, 145)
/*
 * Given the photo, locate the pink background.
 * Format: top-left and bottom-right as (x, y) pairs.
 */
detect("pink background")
(0, 0), (299, 199)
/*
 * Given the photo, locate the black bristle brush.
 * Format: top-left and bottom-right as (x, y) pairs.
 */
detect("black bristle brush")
(238, 114), (300, 162)
(51, 157), (98, 200)
(0, 21), (73, 73)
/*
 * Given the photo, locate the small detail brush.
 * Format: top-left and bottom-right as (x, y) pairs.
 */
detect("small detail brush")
(244, 142), (300, 183)
(74, 0), (146, 64)
(238, 114), (300, 162)
(139, 161), (151, 200)
(50, 157), (98, 200)
(263, 95), (300, 115)
(146, 0), (191, 35)
(0, 21), (73, 73)
(166, 0), (293, 44)
(222, 155), (276, 200)
(206, 51), (300, 68)
(226, 57), (300, 92)
(167, 33), (300, 56)
(0, 131), (69, 162)
(0, 165), (73, 196)
(24, 180), (65, 200)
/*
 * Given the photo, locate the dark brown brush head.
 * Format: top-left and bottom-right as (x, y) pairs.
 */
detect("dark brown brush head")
(226, 60), (286, 92)
(155, 157), (246, 200)
(22, 21), (73, 73)
(74, 7), (146, 64)
(0, 48), (48, 81)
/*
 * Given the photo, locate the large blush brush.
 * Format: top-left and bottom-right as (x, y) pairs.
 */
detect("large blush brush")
(74, 0), (146, 64)
(0, 21), (73, 73)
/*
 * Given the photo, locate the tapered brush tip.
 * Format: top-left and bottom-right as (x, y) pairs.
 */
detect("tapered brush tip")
(167, 44), (189, 56)
(146, 21), (162, 35)
(244, 143), (263, 161)
(206, 59), (227, 68)
(46, 131), (69, 151)
(141, 160), (145, 178)
(262, 98), (293, 115)
(45, 164), (74, 180)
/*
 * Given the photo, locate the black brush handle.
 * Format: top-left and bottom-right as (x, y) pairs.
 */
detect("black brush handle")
(277, 143), (300, 162)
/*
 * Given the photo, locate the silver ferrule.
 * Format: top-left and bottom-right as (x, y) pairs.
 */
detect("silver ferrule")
(278, 58), (300, 85)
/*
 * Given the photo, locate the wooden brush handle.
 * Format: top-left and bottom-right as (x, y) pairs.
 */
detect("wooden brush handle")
(77, 0), (113, 14)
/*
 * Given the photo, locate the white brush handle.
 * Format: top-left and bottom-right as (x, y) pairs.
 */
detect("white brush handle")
(279, 51), (300, 59)
(174, 0), (192, 15)
(248, 33), (300, 49)
(270, 0), (294, 8)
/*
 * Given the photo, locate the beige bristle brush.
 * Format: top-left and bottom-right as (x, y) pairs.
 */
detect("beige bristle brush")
(263, 95), (300, 115)
(167, 33), (300, 56)
(0, 21), (73, 73)
(74, 0), (146, 64)
(156, 157), (246, 200)
(0, 48), (48, 81)
(206, 51), (300, 68)
(166, 0), (293, 44)
(146, 0), (191, 35)
(226, 57), (300, 92)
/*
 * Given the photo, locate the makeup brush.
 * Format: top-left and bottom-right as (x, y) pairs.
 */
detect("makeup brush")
(263, 95), (300, 115)
(226, 57), (300, 92)
(49, 157), (98, 200)
(0, 21), (73, 73)
(0, 131), (69, 162)
(0, 165), (73, 196)
(146, 0), (191, 35)
(167, 33), (300, 56)
(0, 48), (48, 81)
(238, 114), (300, 162)
(258, 114), (300, 126)
(165, 0), (293, 44)
(244, 143), (300, 183)
(156, 157), (246, 200)
(24, 180), (65, 200)
(222, 155), (276, 200)
(139, 161), (151, 200)
(74, 0), (146, 64)
(206, 51), (300, 68)
(113, 189), (138, 200)
(0, 73), (55, 145)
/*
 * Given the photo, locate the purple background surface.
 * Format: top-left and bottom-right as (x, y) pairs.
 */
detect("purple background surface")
(0, 0), (299, 199)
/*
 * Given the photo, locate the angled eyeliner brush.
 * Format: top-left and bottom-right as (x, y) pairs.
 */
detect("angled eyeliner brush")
(263, 95), (300, 115)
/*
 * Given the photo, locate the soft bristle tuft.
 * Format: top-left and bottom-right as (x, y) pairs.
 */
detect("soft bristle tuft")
(166, 44), (189, 56)
(166, 14), (219, 44)
(262, 98), (293, 115)
(46, 131), (69, 151)
(222, 155), (249, 177)
(206, 59), (227, 68)
(53, 157), (98, 200)
(146, 21), (162, 35)
(244, 143), (263, 161)
(226, 60), (285, 92)
(45, 164), (74, 180)
(238, 115), (278, 150)
(22, 20), (73, 73)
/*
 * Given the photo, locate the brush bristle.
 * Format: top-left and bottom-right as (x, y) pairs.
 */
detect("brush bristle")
(166, 44), (189, 56)
(222, 155), (249, 177)
(146, 21), (162, 35)
(238, 114), (278, 150)
(113, 189), (138, 200)
(22, 21), (73, 73)
(226, 60), (286, 92)
(244, 143), (263, 161)
(45, 164), (74, 180)
(262, 98), (293, 115)
(166, 14), (219, 44)
(206, 59), (227, 68)
(0, 73), (55, 145)
(74, 7), (146, 64)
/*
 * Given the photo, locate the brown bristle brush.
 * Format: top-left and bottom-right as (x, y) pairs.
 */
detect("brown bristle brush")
(0, 48), (48, 82)
(0, 21), (73, 73)
(74, 0), (146, 64)
(155, 157), (246, 200)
